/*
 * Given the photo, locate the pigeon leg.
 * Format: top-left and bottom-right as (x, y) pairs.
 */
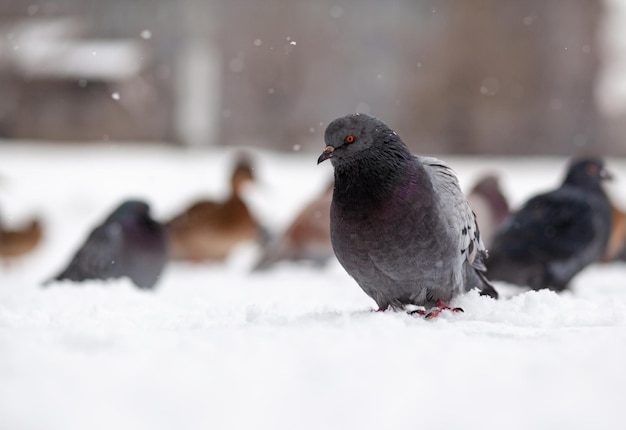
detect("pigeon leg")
(423, 300), (464, 319)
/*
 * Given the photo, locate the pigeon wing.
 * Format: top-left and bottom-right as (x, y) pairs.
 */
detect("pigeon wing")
(494, 191), (594, 261)
(363, 156), (485, 291)
(56, 222), (125, 282)
(419, 156), (485, 267)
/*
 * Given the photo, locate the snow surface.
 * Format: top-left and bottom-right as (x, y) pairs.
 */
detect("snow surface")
(1, 143), (626, 430)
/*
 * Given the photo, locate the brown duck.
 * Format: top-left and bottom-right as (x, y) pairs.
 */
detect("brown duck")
(253, 181), (334, 271)
(0, 218), (43, 259)
(467, 174), (510, 248)
(604, 203), (626, 261)
(167, 157), (260, 262)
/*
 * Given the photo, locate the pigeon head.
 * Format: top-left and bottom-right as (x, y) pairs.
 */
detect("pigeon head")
(108, 200), (151, 222)
(317, 113), (409, 167)
(563, 157), (612, 190)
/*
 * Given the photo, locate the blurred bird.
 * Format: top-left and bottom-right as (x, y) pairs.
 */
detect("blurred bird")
(604, 203), (626, 261)
(487, 157), (612, 291)
(318, 113), (497, 316)
(252, 181), (334, 271)
(49, 200), (167, 289)
(467, 174), (511, 247)
(167, 155), (261, 262)
(0, 218), (43, 259)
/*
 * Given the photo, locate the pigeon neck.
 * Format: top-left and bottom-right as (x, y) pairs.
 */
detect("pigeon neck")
(333, 148), (416, 206)
(563, 176), (606, 195)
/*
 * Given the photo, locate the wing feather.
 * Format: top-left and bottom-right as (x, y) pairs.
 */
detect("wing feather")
(418, 156), (486, 271)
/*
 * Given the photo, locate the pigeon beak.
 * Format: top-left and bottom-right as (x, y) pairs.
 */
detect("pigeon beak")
(317, 146), (334, 164)
(600, 167), (614, 181)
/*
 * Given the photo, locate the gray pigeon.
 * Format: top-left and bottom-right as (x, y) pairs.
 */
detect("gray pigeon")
(318, 113), (498, 315)
(49, 200), (168, 289)
(486, 157), (613, 291)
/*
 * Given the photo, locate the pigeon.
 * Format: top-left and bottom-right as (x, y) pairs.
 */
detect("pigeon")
(317, 113), (498, 315)
(486, 157), (613, 291)
(0, 218), (43, 259)
(49, 200), (168, 289)
(252, 181), (334, 271)
(466, 174), (510, 247)
(167, 155), (262, 262)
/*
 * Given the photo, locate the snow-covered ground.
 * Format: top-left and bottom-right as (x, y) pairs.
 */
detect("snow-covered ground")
(1, 143), (626, 430)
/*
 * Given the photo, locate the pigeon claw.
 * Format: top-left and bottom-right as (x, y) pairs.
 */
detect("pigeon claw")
(410, 300), (464, 319)
(424, 306), (464, 320)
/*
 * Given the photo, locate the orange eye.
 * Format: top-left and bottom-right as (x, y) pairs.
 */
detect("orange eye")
(344, 135), (355, 144)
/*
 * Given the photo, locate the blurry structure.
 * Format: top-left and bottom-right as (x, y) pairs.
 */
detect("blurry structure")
(0, 218), (43, 260)
(597, 0), (626, 153)
(253, 181), (334, 271)
(467, 174), (511, 247)
(0, 0), (622, 155)
(167, 154), (262, 262)
(0, 0), (182, 142)
(217, 0), (604, 154)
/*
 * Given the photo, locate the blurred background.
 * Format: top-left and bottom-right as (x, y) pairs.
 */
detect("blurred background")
(0, 0), (625, 155)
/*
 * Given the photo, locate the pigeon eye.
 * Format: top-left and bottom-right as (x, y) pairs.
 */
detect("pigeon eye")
(344, 135), (355, 144)
(585, 164), (598, 176)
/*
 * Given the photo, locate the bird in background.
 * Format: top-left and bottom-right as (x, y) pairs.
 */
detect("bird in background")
(48, 199), (168, 289)
(486, 157), (613, 291)
(318, 113), (498, 317)
(167, 154), (262, 262)
(252, 181), (334, 271)
(0, 188), (44, 262)
(0, 218), (43, 261)
(466, 174), (511, 247)
(603, 202), (626, 262)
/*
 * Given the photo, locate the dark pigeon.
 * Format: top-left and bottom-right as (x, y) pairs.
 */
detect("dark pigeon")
(49, 200), (168, 289)
(487, 157), (613, 291)
(318, 113), (498, 315)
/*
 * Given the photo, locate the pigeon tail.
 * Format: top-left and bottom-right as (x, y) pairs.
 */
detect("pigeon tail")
(476, 270), (499, 299)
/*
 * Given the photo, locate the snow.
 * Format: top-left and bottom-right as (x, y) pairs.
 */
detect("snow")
(1, 143), (626, 430)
